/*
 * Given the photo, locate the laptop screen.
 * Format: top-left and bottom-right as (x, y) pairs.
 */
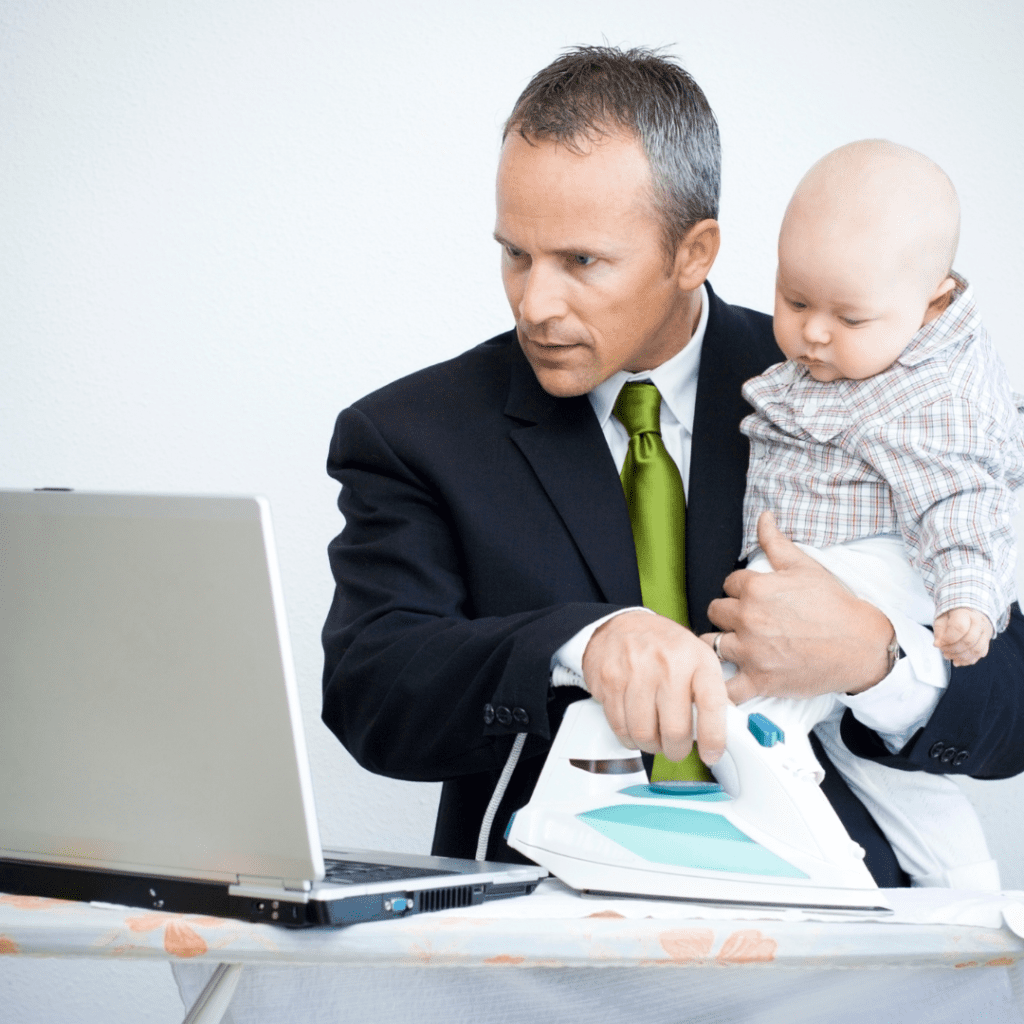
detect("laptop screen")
(0, 491), (324, 887)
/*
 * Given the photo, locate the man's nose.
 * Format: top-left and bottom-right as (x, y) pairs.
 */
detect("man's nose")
(518, 263), (568, 325)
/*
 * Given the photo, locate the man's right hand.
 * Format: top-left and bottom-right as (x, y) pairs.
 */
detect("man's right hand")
(581, 610), (727, 765)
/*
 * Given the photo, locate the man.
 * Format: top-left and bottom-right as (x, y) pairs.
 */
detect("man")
(322, 47), (1024, 885)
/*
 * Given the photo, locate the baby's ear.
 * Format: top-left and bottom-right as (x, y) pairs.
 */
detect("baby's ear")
(922, 276), (957, 325)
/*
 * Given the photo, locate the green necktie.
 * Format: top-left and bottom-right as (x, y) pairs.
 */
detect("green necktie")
(613, 382), (714, 784)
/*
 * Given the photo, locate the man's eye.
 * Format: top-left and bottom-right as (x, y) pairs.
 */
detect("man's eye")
(504, 246), (525, 259)
(572, 254), (596, 267)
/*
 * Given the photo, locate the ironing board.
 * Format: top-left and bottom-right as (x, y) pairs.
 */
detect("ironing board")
(3, 883), (1024, 1023)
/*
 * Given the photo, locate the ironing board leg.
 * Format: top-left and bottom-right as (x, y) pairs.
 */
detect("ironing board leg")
(181, 962), (244, 1024)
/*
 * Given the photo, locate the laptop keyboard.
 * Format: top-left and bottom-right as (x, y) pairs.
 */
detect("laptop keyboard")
(322, 858), (458, 885)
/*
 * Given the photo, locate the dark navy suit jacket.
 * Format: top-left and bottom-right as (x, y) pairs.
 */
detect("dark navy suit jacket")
(322, 283), (1024, 885)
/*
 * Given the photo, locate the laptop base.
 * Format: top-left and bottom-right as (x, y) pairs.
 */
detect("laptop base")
(0, 857), (543, 927)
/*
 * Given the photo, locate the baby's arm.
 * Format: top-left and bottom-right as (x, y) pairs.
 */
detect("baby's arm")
(861, 390), (1022, 649)
(933, 607), (994, 666)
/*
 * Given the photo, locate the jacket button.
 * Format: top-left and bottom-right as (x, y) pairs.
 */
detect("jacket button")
(940, 747), (957, 764)
(496, 706), (513, 726)
(952, 750), (970, 766)
(512, 707), (530, 725)
(929, 741), (946, 759)
(483, 703), (495, 725)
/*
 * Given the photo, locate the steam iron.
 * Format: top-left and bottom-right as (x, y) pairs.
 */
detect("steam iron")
(507, 697), (892, 915)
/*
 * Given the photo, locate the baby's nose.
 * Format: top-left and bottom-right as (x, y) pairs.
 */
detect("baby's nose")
(802, 314), (831, 344)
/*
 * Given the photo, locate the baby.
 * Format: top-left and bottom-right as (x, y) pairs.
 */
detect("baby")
(745, 139), (1024, 664)
(737, 139), (1024, 888)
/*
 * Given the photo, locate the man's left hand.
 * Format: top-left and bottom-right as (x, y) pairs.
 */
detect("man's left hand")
(703, 511), (894, 703)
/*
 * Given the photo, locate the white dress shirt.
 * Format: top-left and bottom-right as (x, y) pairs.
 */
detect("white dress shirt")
(550, 284), (948, 751)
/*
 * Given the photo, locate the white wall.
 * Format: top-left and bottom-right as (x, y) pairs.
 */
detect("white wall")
(2, 2), (1023, 1019)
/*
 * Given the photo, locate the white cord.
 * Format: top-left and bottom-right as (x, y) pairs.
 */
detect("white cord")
(475, 731), (527, 861)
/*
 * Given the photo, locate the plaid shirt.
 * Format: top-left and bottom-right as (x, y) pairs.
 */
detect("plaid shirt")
(741, 275), (1024, 631)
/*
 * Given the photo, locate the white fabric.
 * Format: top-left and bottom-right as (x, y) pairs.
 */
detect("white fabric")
(755, 535), (947, 750)
(737, 536), (996, 889)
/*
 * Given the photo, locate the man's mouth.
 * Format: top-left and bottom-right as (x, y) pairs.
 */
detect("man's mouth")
(521, 331), (579, 348)
(520, 331), (586, 359)
(532, 342), (578, 354)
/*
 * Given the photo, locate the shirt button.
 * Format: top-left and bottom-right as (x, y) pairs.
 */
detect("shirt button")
(496, 706), (513, 726)
(483, 704), (495, 725)
(512, 707), (530, 725)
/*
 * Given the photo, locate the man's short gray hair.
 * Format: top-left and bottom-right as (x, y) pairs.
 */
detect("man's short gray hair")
(504, 45), (721, 261)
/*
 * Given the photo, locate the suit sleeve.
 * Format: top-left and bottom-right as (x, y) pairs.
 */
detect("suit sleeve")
(320, 405), (608, 783)
(841, 601), (1024, 779)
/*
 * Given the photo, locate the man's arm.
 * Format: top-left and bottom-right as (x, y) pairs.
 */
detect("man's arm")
(708, 513), (1024, 780)
(321, 406), (609, 782)
(839, 603), (1024, 780)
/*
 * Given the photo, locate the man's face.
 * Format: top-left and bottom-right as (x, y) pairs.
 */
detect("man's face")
(495, 131), (696, 397)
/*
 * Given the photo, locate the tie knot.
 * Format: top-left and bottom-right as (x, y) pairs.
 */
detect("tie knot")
(613, 382), (662, 437)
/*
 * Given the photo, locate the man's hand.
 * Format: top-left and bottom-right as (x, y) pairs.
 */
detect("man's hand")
(934, 607), (993, 666)
(582, 610), (727, 764)
(703, 512), (893, 703)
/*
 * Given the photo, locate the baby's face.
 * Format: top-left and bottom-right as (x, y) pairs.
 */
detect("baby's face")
(774, 217), (935, 383)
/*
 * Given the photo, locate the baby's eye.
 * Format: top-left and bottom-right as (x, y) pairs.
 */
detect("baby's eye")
(786, 299), (807, 311)
(839, 316), (865, 327)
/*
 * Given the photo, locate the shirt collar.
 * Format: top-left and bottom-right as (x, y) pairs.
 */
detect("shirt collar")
(898, 271), (979, 367)
(588, 283), (709, 432)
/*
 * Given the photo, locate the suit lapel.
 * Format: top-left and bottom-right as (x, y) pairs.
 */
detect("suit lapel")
(499, 284), (779, 628)
(687, 284), (778, 633)
(504, 345), (643, 607)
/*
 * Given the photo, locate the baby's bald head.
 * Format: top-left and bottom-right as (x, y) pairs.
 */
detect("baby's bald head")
(782, 139), (960, 297)
(773, 141), (962, 383)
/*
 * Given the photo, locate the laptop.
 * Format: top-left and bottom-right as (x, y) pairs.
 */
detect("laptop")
(0, 489), (544, 927)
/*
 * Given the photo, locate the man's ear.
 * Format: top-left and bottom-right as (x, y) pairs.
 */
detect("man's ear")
(674, 219), (721, 290)
(921, 275), (957, 325)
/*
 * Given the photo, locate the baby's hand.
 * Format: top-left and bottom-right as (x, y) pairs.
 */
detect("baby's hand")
(933, 608), (994, 666)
